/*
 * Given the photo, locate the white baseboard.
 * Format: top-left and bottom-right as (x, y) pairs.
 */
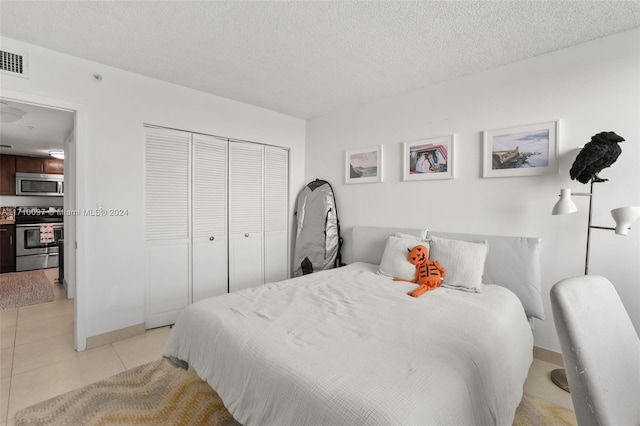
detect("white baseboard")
(533, 346), (564, 366)
(86, 323), (146, 350)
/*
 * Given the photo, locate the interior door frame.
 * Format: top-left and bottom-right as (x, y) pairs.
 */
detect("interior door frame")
(1, 89), (88, 351)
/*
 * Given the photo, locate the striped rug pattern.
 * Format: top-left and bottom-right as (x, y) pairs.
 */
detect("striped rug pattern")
(514, 394), (577, 426)
(0, 270), (54, 311)
(15, 358), (240, 426)
(16, 357), (576, 425)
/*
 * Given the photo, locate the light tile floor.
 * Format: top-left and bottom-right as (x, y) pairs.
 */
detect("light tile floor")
(0, 269), (171, 425)
(1, 269), (575, 425)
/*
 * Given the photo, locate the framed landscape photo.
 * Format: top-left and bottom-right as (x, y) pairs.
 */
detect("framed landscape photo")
(483, 121), (558, 178)
(345, 145), (383, 184)
(402, 135), (454, 181)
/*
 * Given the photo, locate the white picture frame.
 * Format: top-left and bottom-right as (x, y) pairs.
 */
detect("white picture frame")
(345, 145), (383, 184)
(402, 135), (454, 181)
(483, 120), (558, 178)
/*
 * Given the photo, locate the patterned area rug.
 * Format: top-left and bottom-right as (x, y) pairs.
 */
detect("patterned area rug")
(15, 358), (240, 426)
(15, 357), (576, 425)
(0, 270), (54, 311)
(514, 394), (577, 426)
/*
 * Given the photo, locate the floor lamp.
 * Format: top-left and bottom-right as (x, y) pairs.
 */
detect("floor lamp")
(550, 181), (640, 392)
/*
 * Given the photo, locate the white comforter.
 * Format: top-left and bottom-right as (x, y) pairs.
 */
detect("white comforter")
(164, 263), (533, 426)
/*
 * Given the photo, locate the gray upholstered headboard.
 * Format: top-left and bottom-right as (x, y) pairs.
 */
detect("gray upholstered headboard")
(344, 226), (544, 320)
(346, 226), (427, 265)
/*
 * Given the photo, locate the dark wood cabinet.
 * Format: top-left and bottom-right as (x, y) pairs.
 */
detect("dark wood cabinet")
(15, 155), (64, 174)
(44, 158), (64, 174)
(15, 155), (44, 173)
(0, 224), (16, 273)
(0, 155), (16, 195)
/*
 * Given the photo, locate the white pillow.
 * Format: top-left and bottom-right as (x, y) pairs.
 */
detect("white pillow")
(379, 233), (429, 280)
(429, 235), (488, 292)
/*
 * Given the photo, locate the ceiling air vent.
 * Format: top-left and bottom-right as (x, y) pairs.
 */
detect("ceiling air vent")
(0, 48), (29, 79)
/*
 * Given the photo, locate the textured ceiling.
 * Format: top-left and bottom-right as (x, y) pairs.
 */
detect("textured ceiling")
(1, 1), (639, 119)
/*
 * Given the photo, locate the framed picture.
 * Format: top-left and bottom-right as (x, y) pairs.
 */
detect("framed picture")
(402, 135), (454, 181)
(345, 145), (383, 184)
(483, 120), (558, 178)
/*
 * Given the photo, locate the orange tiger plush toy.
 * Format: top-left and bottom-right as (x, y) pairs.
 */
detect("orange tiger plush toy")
(393, 245), (445, 298)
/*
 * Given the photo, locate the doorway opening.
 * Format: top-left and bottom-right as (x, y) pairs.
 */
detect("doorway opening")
(0, 95), (83, 350)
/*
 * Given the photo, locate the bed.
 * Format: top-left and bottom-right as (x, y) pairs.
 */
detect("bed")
(164, 226), (543, 425)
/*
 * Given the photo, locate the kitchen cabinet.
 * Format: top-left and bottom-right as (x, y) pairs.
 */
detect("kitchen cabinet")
(44, 158), (64, 174)
(0, 224), (16, 273)
(15, 156), (43, 173)
(144, 126), (289, 328)
(15, 156), (64, 174)
(0, 155), (16, 195)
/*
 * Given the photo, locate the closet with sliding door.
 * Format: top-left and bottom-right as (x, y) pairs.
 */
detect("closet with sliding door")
(144, 126), (289, 328)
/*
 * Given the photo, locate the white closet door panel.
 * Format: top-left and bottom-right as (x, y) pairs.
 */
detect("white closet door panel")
(147, 244), (189, 327)
(145, 128), (190, 242)
(264, 146), (289, 233)
(193, 238), (227, 302)
(192, 134), (228, 302)
(264, 146), (289, 282)
(192, 135), (227, 239)
(229, 235), (263, 292)
(229, 142), (263, 236)
(264, 232), (287, 283)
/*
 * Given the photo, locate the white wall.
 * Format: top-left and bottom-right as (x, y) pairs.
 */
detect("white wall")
(305, 29), (640, 352)
(1, 38), (306, 348)
(64, 130), (76, 298)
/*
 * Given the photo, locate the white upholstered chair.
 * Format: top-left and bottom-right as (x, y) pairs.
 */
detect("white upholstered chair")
(551, 275), (640, 426)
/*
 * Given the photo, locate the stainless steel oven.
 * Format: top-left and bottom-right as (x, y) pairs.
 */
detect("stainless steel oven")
(15, 207), (64, 272)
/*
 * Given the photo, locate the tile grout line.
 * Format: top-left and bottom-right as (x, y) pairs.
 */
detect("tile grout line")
(4, 307), (19, 425)
(111, 342), (128, 371)
(10, 332), (76, 377)
(11, 317), (75, 349)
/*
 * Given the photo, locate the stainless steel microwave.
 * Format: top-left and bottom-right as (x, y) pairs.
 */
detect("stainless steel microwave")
(15, 173), (64, 196)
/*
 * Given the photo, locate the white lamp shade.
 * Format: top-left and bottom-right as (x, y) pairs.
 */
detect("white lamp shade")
(552, 188), (578, 215)
(611, 206), (640, 235)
